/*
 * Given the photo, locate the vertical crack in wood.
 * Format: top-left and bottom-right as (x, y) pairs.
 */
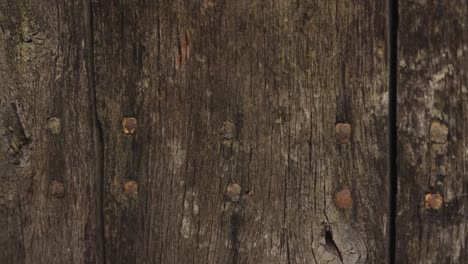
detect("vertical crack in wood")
(84, 0), (105, 263)
(1, 102), (28, 259)
(4, 103), (31, 164)
(285, 232), (291, 264)
(230, 210), (241, 264)
(388, 0), (398, 263)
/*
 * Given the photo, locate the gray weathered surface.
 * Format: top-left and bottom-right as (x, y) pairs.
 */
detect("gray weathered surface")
(93, 1), (389, 263)
(396, 0), (468, 263)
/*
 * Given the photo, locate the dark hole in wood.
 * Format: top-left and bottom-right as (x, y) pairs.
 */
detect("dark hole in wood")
(323, 226), (343, 263)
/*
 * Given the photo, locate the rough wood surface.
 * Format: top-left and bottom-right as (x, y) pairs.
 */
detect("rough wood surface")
(396, 0), (468, 263)
(93, 1), (389, 263)
(0, 1), (100, 263)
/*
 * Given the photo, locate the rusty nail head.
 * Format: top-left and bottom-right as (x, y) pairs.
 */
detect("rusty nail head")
(123, 180), (138, 199)
(335, 123), (351, 144)
(50, 180), (65, 198)
(220, 120), (236, 140)
(425, 192), (443, 209)
(225, 182), (241, 202)
(430, 120), (448, 144)
(47, 117), (61, 135)
(122, 117), (137, 135)
(335, 188), (353, 209)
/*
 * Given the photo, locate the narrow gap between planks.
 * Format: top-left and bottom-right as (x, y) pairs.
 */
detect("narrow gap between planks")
(388, 0), (399, 263)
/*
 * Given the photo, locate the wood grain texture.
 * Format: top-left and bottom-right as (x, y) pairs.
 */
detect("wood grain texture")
(93, 1), (390, 263)
(396, 0), (468, 263)
(0, 1), (100, 263)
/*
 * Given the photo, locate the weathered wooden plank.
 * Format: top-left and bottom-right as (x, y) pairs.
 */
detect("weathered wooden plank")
(94, 0), (390, 263)
(0, 1), (100, 263)
(396, 0), (468, 263)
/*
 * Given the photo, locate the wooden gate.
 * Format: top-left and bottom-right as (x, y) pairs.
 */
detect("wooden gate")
(1, 0), (466, 263)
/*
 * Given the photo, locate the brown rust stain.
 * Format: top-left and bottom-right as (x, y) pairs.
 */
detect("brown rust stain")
(175, 29), (192, 71)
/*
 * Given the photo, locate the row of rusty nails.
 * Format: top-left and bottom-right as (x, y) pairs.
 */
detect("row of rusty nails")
(46, 116), (445, 210)
(47, 116), (138, 136)
(336, 120), (449, 145)
(47, 118), (351, 203)
(48, 179), (138, 199)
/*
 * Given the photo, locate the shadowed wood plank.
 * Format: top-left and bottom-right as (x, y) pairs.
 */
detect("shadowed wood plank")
(0, 1), (100, 263)
(396, 0), (468, 263)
